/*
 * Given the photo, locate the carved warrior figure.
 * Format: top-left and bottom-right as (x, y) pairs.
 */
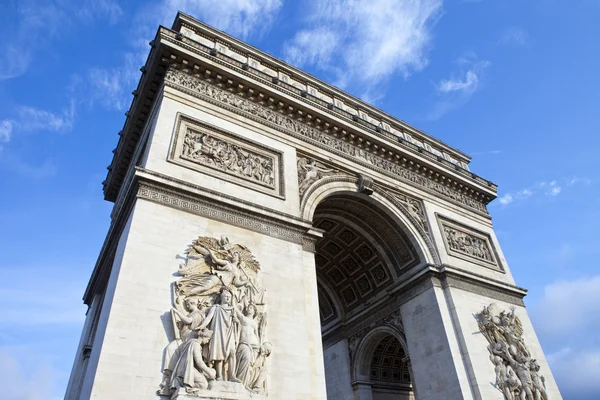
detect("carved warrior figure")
(159, 236), (270, 397)
(297, 157), (336, 196)
(477, 304), (548, 400)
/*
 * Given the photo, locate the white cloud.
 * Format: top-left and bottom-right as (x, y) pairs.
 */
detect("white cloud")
(283, 0), (443, 97)
(429, 56), (490, 119)
(495, 177), (591, 207)
(548, 186), (562, 196)
(438, 70), (480, 93)
(547, 347), (600, 398)
(500, 27), (529, 46)
(531, 276), (600, 399)
(0, 0), (123, 80)
(0, 100), (75, 145)
(16, 100), (75, 133)
(154, 0), (283, 39)
(533, 275), (600, 338)
(0, 347), (60, 400)
(498, 193), (513, 205)
(0, 120), (14, 143)
(86, 0), (283, 112)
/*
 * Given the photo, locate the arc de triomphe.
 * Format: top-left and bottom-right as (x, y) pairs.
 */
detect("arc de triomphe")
(65, 12), (562, 400)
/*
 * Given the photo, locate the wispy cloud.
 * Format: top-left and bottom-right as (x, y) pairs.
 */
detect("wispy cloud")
(0, 0), (123, 80)
(500, 27), (529, 46)
(1, 100), (76, 143)
(85, 0), (283, 112)
(469, 149), (502, 155)
(496, 177), (591, 206)
(0, 121), (13, 143)
(428, 54), (490, 119)
(0, 347), (61, 400)
(282, 0), (443, 99)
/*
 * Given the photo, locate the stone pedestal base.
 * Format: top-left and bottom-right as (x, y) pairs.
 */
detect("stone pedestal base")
(170, 381), (267, 400)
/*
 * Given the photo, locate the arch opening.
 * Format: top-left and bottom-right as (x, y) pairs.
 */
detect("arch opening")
(311, 190), (421, 399)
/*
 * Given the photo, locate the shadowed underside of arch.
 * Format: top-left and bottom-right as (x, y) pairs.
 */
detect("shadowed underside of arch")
(314, 193), (420, 324)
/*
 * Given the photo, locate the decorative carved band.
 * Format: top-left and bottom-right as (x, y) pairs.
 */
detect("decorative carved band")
(169, 114), (284, 198)
(164, 68), (489, 214)
(437, 215), (503, 271)
(137, 181), (306, 245)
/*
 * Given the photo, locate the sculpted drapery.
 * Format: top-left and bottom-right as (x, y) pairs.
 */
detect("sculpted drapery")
(477, 303), (548, 400)
(158, 236), (271, 397)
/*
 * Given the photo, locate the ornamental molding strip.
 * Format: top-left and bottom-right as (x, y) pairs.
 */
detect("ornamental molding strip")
(437, 214), (503, 272)
(169, 113), (285, 198)
(163, 67), (490, 215)
(137, 180), (307, 245)
(158, 236), (271, 399)
(476, 304), (548, 400)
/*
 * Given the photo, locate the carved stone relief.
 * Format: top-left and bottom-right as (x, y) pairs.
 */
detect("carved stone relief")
(169, 114), (284, 198)
(438, 215), (502, 271)
(158, 236), (271, 399)
(297, 157), (338, 198)
(476, 303), (548, 400)
(164, 68), (489, 214)
(391, 191), (428, 234)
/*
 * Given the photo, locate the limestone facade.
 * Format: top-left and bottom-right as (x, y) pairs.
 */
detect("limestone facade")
(64, 12), (562, 400)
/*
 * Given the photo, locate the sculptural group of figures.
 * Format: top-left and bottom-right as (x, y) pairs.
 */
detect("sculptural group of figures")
(445, 227), (493, 262)
(158, 236), (272, 397)
(182, 130), (275, 186)
(477, 304), (548, 400)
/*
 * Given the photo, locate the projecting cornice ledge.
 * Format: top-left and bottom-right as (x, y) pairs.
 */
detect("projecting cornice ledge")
(103, 15), (498, 207)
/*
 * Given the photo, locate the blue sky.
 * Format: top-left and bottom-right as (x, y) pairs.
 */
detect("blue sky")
(0, 0), (599, 399)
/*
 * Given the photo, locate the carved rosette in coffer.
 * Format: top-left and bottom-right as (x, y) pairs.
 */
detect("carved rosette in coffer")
(437, 215), (503, 272)
(169, 114), (284, 198)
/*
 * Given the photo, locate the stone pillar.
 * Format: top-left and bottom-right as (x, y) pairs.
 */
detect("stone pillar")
(352, 382), (373, 400)
(400, 282), (473, 400)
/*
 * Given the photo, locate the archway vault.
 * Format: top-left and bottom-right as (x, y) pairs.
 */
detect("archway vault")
(314, 194), (420, 325)
(301, 175), (441, 267)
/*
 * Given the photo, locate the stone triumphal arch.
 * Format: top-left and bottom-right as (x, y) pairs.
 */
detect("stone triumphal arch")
(65, 12), (562, 400)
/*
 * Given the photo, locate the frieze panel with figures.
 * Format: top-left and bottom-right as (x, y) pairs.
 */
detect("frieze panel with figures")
(169, 114), (284, 198)
(158, 236), (272, 399)
(438, 215), (503, 271)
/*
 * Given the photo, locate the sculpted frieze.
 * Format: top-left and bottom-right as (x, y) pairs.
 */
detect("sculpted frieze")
(164, 68), (488, 214)
(477, 303), (548, 400)
(297, 157), (339, 198)
(158, 236), (271, 399)
(438, 216), (501, 271)
(170, 115), (284, 198)
(444, 226), (493, 262)
(182, 129), (275, 187)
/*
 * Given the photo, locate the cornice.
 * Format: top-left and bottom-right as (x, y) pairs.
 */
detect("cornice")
(173, 12), (472, 165)
(103, 19), (498, 205)
(156, 27), (495, 193)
